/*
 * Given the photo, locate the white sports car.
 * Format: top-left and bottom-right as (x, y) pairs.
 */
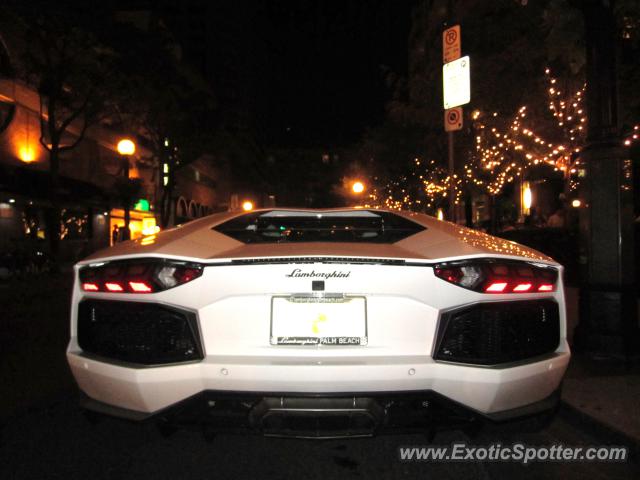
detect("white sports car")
(67, 208), (570, 438)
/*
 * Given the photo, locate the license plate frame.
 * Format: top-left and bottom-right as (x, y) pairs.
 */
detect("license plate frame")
(270, 295), (367, 346)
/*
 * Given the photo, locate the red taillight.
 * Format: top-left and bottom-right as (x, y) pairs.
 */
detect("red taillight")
(485, 282), (508, 292)
(513, 283), (533, 292)
(174, 267), (202, 284)
(434, 260), (558, 294)
(79, 260), (204, 294)
(433, 267), (464, 284)
(105, 282), (124, 292)
(129, 281), (153, 293)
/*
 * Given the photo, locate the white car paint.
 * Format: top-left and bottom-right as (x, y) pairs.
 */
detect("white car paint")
(67, 208), (570, 420)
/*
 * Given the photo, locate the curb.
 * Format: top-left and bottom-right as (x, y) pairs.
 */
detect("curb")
(559, 400), (639, 462)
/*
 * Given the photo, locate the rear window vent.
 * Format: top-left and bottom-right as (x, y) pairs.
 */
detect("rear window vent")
(213, 210), (425, 244)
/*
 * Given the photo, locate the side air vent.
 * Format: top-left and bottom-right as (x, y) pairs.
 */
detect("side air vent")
(434, 300), (560, 366)
(77, 300), (203, 365)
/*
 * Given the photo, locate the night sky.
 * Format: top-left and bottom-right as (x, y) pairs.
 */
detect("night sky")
(259, 1), (413, 147)
(161, 0), (413, 148)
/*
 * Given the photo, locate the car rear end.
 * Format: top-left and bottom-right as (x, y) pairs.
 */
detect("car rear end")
(67, 209), (570, 438)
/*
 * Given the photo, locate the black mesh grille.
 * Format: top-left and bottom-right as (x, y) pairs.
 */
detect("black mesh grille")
(434, 300), (560, 365)
(77, 300), (203, 365)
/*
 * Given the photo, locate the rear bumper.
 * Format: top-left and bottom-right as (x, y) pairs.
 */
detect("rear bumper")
(67, 348), (570, 421)
(78, 387), (562, 438)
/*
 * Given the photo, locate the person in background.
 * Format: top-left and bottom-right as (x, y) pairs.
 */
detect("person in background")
(112, 225), (119, 245)
(547, 208), (565, 228)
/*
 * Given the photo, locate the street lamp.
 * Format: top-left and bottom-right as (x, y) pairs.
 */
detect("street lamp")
(117, 138), (136, 241)
(117, 139), (136, 156)
(242, 200), (254, 212)
(352, 181), (365, 194)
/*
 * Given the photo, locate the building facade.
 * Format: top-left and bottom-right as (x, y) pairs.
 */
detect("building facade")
(0, 80), (227, 263)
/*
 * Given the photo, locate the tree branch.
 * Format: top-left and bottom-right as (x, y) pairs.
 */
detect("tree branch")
(38, 94), (52, 152)
(57, 91), (91, 134)
(59, 115), (90, 152)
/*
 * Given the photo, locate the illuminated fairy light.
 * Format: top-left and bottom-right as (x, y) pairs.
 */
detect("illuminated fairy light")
(623, 124), (640, 147)
(461, 68), (592, 196)
(369, 68), (637, 213)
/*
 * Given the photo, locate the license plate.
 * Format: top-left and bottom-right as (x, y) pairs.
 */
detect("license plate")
(270, 296), (367, 346)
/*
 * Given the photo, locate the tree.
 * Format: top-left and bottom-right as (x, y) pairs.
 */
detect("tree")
(102, 20), (224, 227)
(6, 1), (120, 261)
(0, 33), (15, 134)
(357, 1), (629, 223)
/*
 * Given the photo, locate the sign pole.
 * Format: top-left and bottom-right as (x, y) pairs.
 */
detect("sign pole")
(442, 23), (465, 223)
(448, 131), (456, 222)
(444, 107), (462, 221)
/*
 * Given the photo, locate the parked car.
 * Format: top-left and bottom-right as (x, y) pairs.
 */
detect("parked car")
(67, 209), (570, 438)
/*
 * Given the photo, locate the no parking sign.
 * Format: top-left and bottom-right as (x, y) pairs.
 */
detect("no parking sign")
(444, 107), (463, 132)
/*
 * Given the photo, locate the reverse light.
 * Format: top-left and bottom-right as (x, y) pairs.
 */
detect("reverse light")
(434, 259), (558, 294)
(79, 259), (204, 293)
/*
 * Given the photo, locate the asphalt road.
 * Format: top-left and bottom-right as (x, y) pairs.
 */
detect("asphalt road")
(1, 394), (637, 480)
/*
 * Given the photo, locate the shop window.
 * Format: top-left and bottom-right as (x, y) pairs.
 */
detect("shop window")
(60, 209), (89, 240)
(21, 205), (45, 239)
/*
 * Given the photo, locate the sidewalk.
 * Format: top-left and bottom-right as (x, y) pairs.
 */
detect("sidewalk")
(561, 352), (640, 457)
(561, 287), (640, 458)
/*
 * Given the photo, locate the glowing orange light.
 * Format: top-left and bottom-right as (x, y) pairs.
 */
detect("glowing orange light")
(242, 201), (254, 211)
(141, 217), (159, 236)
(352, 181), (365, 194)
(116, 139), (136, 156)
(140, 234), (157, 246)
(18, 145), (36, 163)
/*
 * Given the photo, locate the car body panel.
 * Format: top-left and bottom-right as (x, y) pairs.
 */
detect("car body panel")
(68, 208), (569, 430)
(78, 209), (553, 265)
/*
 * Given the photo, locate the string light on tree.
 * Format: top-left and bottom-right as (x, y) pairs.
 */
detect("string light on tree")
(367, 68), (637, 215)
(463, 67), (589, 197)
